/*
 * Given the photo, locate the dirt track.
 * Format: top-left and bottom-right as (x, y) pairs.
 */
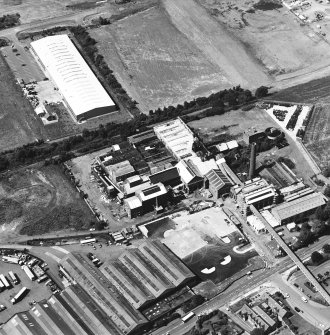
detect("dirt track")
(162, 0), (271, 89)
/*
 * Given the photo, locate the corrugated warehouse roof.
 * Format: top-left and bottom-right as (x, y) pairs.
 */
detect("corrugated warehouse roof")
(271, 192), (326, 222)
(60, 253), (147, 334)
(30, 34), (115, 119)
(205, 169), (232, 190)
(124, 196), (142, 209)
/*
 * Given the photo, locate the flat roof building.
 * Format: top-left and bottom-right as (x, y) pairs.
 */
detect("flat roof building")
(30, 34), (116, 121)
(149, 167), (181, 187)
(271, 192), (326, 224)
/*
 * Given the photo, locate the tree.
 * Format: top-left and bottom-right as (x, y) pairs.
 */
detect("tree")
(315, 207), (329, 221)
(251, 328), (265, 335)
(297, 228), (313, 247)
(311, 251), (323, 264)
(255, 86), (269, 98)
(322, 244), (330, 254)
(324, 185), (330, 198)
(311, 220), (326, 236)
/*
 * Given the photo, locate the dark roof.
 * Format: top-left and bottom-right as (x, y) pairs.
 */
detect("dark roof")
(205, 169), (232, 190)
(149, 167), (180, 185)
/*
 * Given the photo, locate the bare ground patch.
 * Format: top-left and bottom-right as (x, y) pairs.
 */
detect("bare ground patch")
(0, 165), (94, 241)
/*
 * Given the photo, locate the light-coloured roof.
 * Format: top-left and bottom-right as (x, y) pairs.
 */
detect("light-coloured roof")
(247, 215), (265, 231)
(137, 183), (167, 202)
(189, 157), (218, 176)
(125, 196), (142, 209)
(271, 193), (326, 221)
(287, 222), (296, 230)
(176, 161), (196, 184)
(153, 118), (196, 160)
(227, 140), (239, 149)
(31, 34), (115, 118)
(217, 143), (228, 152)
(261, 209), (281, 228)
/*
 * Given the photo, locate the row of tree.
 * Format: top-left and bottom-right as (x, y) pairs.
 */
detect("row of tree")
(0, 83), (265, 172)
(69, 25), (139, 114)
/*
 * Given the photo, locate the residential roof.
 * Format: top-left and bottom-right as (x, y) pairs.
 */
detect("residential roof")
(271, 193), (326, 221)
(31, 35), (115, 118)
(124, 196), (142, 210)
(252, 306), (276, 327)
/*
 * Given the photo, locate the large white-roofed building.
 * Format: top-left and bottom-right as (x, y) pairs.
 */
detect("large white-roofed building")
(30, 34), (117, 121)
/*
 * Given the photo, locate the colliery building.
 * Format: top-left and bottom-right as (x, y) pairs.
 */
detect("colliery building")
(30, 34), (117, 122)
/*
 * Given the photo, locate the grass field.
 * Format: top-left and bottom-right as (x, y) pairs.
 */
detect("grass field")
(0, 165), (94, 242)
(0, 54), (45, 151)
(197, 0), (330, 90)
(90, 5), (229, 113)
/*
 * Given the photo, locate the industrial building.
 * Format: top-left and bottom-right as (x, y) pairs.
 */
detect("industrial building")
(30, 34), (116, 122)
(60, 253), (147, 334)
(205, 169), (233, 199)
(154, 118), (197, 161)
(176, 160), (204, 193)
(102, 241), (195, 308)
(124, 182), (168, 218)
(271, 192), (327, 224)
(231, 178), (277, 214)
(57, 241), (194, 333)
(149, 167), (181, 187)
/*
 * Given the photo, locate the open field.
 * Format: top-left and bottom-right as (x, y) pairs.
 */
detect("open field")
(90, 5), (230, 113)
(197, 0), (330, 89)
(0, 54), (45, 151)
(0, 165), (94, 242)
(0, 0), (102, 24)
(188, 107), (276, 142)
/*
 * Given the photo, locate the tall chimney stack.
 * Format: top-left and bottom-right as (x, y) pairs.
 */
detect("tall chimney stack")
(248, 142), (256, 180)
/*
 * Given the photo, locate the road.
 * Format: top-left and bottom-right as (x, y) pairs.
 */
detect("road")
(150, 235), (330, 335)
